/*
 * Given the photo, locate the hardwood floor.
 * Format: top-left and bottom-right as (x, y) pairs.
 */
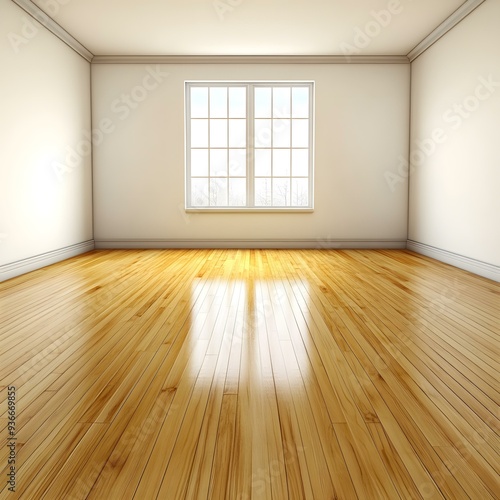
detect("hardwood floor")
(0, 249), (498, 499)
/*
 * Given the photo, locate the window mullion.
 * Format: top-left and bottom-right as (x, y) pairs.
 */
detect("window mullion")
(208, 88), (212, 207)
(289, 86), (293, 206)
(185, 84), (191, 208)
(247, 84), (254, 208)
(308, 83), (313, 208)
(270, 87), (274, 206)
(226, 88), (230, 207)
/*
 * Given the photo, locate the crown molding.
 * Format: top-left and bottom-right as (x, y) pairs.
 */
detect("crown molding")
(91, 54), (410, 65)
(11, 0), (93, 62)
(407, 0), (486, 62)
(10, 0), (487, 66)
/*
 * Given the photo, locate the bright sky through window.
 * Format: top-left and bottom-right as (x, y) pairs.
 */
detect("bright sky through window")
(185, 82), (314, 210)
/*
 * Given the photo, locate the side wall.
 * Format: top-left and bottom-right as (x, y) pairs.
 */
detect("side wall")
(408, 0), (500, 281)
(92, 63), (410, 248)
(0, 0), (93, 281)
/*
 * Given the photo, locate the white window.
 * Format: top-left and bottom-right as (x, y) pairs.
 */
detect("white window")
(185, 82), (314, 211)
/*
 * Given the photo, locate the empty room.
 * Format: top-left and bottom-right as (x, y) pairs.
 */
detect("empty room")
(1, 0), (499, 498)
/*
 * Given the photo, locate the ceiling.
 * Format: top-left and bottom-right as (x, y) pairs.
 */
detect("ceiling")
(29, 0), (468, 57)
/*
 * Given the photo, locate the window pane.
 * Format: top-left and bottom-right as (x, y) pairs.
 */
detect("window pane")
(273, 119), (290, 148)
(190, 87), (208, 118)
(255, 88), (271, 118)
(255, 119), (272, 148)
(210, 119), (227, 148)
(210, 87), (227, 118)
(292, 149), (309, 177)
(292, 87), (309, 118)
(255, 149), (271, 176)
(273, 178), (291, 206)
(191, 149), (208, 176)
(273, 149), (290, 176)
(210, 150), (227, 177)
(273, 87), (291, 118)
(191, 178), (209, 206)
(191, 119), (208, 148)
(187, 82), (313, 209)
(255, 178), (272, 206)
(229, 149), (246, 176)
(210, 178), (228, 206)
(229, 119), (246, 148)
(292, 120), (309, 148)
(229, 87), (246, 118)
(292, 178), (309, 206)
(229, 178), (246, 206)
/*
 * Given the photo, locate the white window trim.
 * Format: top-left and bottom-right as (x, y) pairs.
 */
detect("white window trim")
(185, 81), (315, 212)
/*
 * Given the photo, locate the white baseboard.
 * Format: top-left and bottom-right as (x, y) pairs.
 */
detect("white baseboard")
(407, 240), (499, 282)
(95, 238), (407, 250)
(3, 238), (495, 282)
(0, 240), (95, 282)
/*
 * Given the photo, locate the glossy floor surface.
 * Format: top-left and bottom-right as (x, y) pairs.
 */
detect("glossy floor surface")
(0, 249), (498, 499)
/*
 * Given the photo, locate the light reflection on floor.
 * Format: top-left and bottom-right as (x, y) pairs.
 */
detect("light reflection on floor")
(188, 279), (311, 387)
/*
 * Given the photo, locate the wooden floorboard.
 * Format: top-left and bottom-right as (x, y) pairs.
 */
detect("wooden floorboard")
(0, 249), (498, 499)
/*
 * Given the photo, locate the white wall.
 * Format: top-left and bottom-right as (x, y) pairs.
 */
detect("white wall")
(409, 0), (500, 277)
(0, 0), (93, 281)
(92, 63), (410, 247)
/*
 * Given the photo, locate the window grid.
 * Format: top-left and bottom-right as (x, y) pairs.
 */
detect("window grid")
(186, 82), (313, 210)
(252, 85), (311, 208)
(189, 85), (248, 207)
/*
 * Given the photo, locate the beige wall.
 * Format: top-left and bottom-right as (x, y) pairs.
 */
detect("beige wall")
(0, 0), (93, 278)
(409, 0), (500, 269)
(92, 63), (410, 247)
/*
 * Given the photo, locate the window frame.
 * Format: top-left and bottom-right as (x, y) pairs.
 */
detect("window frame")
(185, 81), (315, 212)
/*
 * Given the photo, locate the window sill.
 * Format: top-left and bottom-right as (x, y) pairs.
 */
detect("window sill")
(185, 208), (314, 213)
